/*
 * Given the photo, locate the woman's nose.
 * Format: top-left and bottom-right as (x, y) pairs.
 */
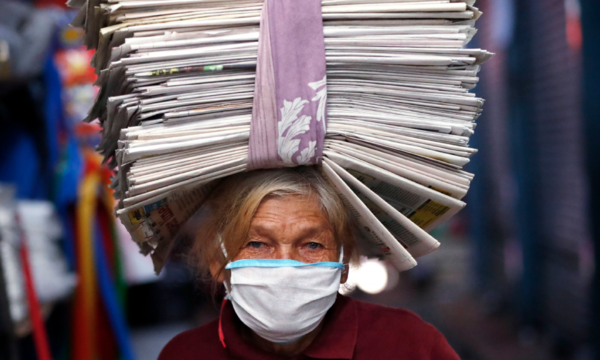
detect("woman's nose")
(275, 245), (296, 260)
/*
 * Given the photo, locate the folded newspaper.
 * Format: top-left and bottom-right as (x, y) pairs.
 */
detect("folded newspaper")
(70, 0), (492, 272)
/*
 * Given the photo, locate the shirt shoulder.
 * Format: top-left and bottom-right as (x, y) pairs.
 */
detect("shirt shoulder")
(158, 319), (228, 360)
(354, 299), (434, 332)
(353, 299), (460, 360)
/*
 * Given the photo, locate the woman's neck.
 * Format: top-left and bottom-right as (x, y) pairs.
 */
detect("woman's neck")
(241, 322), (324, 358)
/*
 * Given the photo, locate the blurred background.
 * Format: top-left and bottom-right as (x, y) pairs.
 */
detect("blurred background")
(1, 0), (599, 359)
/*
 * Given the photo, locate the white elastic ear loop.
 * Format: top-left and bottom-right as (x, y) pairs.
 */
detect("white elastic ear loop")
(339, 245), (344, 264)
(220, 235), (228, 260)
(218, 235), (232, 295)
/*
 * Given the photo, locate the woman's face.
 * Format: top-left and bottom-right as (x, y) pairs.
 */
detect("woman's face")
(233, 195), (339, 263)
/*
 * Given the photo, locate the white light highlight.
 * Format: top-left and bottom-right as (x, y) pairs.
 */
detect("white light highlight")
(356, 259), (388, 295)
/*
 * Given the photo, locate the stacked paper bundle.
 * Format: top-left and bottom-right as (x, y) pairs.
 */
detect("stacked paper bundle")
(69, 0), (492, 271)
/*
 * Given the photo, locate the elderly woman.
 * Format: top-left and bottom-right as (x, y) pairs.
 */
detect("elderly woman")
(158, 167), (459, 360)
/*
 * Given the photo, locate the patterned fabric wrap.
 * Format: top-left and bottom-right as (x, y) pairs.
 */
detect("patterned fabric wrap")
(247, 0), (327, 170)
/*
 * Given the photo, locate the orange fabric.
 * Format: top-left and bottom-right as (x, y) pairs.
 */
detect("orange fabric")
(72, 154), (101, 360)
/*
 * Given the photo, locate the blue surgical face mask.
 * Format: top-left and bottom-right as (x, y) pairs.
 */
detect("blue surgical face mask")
(223, 248), (344, 344)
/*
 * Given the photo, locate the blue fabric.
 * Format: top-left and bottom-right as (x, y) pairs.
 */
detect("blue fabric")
(42, 55), (61, 176)
(226, 259), (344, 270)
(0, 132), (41, 198)
(0, 54), (62, 200)
(93, 216), (137, 360)
(54, 138), (82, 270)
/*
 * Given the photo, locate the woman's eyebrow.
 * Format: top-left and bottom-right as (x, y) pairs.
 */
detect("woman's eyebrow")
(250, 222), (331, 240)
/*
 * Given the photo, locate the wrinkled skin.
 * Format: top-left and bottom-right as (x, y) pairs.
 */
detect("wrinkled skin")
(235, 195), (340, 264)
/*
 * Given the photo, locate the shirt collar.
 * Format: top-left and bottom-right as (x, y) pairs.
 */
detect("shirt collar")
(219, 294), (358, 359)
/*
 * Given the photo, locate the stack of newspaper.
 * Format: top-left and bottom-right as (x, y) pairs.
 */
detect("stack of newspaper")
(69, 0), (492, 272)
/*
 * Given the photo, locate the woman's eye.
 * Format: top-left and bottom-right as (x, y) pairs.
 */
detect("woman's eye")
(306, 242), (323, 250)
(247, 241), (264, 249)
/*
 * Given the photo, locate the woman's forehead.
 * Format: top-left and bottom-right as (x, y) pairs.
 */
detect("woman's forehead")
(250, 196), (332, 231)
(254, 195), (325, 219)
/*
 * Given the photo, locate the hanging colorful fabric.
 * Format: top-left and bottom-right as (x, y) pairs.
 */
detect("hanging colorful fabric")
(72, 155), (100, 360)
(16, 214), (53, 360)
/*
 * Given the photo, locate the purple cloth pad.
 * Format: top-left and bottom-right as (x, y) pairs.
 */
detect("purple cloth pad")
(247, 0), (327, 170)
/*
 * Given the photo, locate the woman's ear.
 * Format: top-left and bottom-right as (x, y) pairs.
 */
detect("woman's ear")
(340, 264), (349, 284)
(209, 260), (226, 282)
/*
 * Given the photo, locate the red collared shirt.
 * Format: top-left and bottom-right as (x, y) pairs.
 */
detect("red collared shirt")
(158, 295), (460, 360)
